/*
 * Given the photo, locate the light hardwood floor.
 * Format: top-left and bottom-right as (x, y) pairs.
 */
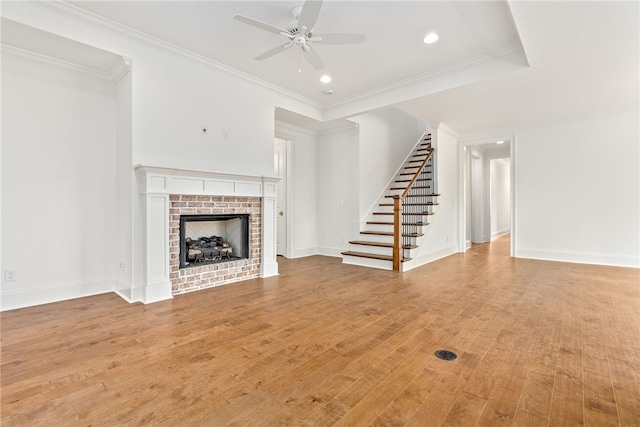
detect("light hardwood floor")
(2, 236), (639, 426)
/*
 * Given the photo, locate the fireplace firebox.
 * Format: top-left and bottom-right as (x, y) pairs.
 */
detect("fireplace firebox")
(179, 214), (250, 269)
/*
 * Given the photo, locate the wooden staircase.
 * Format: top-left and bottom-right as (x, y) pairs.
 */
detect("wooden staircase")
(341, 134), (440, 271)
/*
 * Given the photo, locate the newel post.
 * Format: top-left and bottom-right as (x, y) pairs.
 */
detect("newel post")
(392, 195), (402, 272)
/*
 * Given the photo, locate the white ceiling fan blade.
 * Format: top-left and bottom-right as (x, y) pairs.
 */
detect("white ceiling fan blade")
(298, 0), (323, 32)
(234, 15), (288, 35)
(255, 44), (289, 61)
(313, 33), (366, 44)
(303, 45), (325, 70)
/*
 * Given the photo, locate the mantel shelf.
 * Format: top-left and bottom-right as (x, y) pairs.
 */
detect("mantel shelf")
(135, 164), (279, 198)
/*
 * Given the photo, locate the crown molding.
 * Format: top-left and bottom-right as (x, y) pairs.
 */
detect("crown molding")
(110, 56), (132, 84)
(317, 122), (358, 137)
(275, 120), (319, 137)
(323, 43), (528, 121)
(436, 122), (461, 138)
(458, 106), (639, 142)
(327, 44), (527, 111)
(26, 0), (322, 110)
(1, 44), (116, 83)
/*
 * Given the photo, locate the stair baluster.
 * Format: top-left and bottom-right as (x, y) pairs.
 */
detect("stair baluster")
(392, 139), (434, 271)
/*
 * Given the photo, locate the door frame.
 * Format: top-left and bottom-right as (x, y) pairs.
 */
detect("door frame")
(274, 134), (295, 258)
(458, 135), (516, 257)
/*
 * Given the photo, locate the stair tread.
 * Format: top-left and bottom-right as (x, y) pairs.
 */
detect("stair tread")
(349, 240), (418, 249)
(341, 251), (411, 262)
(367, 221), (429, 226)
(379, 202), (439, 206)
(360, 230), (424, 237)
(400, 171), (430, 175)
(395, 178), (432, 183)
(373, 212), (435, 216)
(390, 186), (431, 190)
(385, 194), (440, 198)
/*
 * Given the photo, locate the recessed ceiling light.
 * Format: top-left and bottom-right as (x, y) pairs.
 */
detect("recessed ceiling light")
(423, 33), (439, 44)
(324, 90), (334, 95)
(320, 75), (332, 83)
(496, 140), (505, 144)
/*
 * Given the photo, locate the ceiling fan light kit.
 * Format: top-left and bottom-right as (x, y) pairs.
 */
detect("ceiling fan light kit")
(234, 0), (366, 71)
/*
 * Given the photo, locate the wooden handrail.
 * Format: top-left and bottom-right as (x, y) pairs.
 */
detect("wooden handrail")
(392, 146), (434, 271)
(400, 149), (434, 198)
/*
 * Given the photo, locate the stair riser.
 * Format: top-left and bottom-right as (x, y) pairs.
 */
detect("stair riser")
(342, 255), (393, 271)
(349, 244), (421, 259)
(358, 235), (421, 247)
(347, 245), (392, 257)
(365, 223), (395, 232)
(357, 234), (395, 244)
(373, 206), (394, 214)
(373, 209), (433, 217)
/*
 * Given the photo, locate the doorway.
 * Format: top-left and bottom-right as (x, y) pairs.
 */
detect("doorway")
(461, 138), (514, 255)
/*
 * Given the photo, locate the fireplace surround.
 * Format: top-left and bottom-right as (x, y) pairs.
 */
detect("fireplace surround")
(169, 195), (261, 294)
(134, 166), (279, 303)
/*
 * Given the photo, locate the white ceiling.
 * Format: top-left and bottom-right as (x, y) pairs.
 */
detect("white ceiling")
(64, 1), (525, 106)
(2, 1), (638, 135)
(397, 1), (640, 135)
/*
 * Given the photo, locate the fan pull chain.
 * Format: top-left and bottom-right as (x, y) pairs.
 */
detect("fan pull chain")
(298, 47), (302, 73)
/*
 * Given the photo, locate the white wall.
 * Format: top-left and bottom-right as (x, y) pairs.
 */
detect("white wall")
(275, 122), (319, 258)
(1, 57), (117, 310)
(130, 48), (276, 177)
(317, 126), (360, 256)
(349, 108), (427, 219)
(115, 64), (134, 300)
(516, 109), (639, 267)
(490, 158), (511, 239)
(2, 1), (283, 179)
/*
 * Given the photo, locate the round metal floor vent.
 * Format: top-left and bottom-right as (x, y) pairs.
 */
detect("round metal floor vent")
(435, 350), (458, 361)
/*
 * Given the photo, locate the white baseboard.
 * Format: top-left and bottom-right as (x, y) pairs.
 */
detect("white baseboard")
(402, 246), (458, 272)
(491, 230), (511, 241)
(260, 260), (279, 278)
(142, 280), (173, 304)
(131, 283), (144, 303)
(516, 248), (639, 269)
(316, 246), (345, 258)
(465, 240), (472, 250)
(292, 247), (318, 258)
(114, 277), (133, 302)
(1, 276), (115, 311)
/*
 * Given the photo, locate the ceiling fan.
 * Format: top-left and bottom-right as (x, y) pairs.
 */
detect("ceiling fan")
(234, 0), (366, 71)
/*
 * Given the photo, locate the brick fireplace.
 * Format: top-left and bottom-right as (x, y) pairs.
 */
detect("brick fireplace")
(169, 195), (261, 294)
(134, 166), (279, 304)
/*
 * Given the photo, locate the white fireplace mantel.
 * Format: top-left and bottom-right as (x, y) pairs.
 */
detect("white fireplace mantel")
(134, 165), (279, 304)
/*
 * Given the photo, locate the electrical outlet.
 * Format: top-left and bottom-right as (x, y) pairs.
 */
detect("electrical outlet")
(223, 130), (230, 142)
(5, 269), (17, 282)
